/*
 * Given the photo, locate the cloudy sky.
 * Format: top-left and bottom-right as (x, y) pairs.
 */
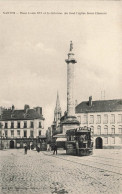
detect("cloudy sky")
(0, 1), (122, 129)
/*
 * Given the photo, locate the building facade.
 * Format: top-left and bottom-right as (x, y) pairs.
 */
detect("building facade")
(0, 105), (46, 149)
(75, 97), (122, 149)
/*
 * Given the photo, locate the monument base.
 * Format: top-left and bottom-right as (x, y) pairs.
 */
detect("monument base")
(61, 116), (80, 134)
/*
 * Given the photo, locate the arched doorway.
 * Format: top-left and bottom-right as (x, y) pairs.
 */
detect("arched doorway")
(96, 137), (103, 149)
(10, 140), (14, 149)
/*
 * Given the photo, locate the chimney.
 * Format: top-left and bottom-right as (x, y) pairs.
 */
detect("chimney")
(24, 104), (30, 113)
(35, 107), (42, 115)
(89, 96), (92, 106)
(12, 105), (15, 112)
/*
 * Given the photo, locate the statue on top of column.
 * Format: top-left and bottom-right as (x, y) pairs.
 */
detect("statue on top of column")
(70, 41), (73, 52)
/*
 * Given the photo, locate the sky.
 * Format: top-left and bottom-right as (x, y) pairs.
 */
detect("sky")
(0, 1), (122, 130)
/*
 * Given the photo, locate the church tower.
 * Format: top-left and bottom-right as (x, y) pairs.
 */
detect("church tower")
(54, 92), (62, 127)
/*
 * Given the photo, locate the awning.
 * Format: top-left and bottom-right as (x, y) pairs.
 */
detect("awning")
(56, 138), (67, 142)
(53, 134), (66, 138)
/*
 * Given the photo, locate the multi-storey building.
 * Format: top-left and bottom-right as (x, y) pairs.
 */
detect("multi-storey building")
(75, 97), (122, 149)
(0, 105), (46, 149)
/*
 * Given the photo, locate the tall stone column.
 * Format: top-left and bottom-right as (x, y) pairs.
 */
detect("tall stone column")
(61, 41), (79, 134)
(66, 41), (77, 117)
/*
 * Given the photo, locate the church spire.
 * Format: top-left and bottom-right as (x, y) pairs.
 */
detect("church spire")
(56, 91), (60, 110)
(54, 91), (62, 125)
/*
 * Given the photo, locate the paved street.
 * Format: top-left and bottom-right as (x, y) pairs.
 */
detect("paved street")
(0, 149), (122, 194)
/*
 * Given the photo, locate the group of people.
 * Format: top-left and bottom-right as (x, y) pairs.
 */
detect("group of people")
(24, 143), (58, 155)
(24, 144), (40, 154)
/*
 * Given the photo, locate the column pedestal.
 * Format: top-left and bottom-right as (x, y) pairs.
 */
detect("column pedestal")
(61, 116), (79, 134)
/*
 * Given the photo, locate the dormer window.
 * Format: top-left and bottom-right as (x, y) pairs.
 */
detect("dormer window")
(24, 113), (29, 118)
(11, 114), (15, 118)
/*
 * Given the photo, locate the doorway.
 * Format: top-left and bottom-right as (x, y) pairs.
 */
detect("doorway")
(96, 137), (103, 149)
(10, 140), (14, 149)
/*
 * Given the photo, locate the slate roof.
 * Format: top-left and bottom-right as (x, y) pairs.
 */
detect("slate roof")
(0, 108), (45, 121)
(75, 99), (122, 113)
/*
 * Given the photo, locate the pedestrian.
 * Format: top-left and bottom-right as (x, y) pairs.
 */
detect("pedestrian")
(24, 145), (28, 154)
(76, 141), (79, 156)
(47, 144), (51, 151)
(53, 143), (57, 155)
(37, 146), (40, 153)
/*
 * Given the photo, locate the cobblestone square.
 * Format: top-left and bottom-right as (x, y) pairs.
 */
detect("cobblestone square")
(0, 149), (122, 194)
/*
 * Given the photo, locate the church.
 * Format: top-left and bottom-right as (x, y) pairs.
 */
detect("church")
(51, 92), (62, 136)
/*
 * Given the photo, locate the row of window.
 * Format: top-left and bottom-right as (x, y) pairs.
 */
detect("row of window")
(90, 125), (122, 135)
(77, 114), (122, 124)
(66, 135), (122, 144)
(0, 121), (42, 129)
(104, 137), (122, 144)
(67, 136), (122, 144)
(0, 130), (42, 138)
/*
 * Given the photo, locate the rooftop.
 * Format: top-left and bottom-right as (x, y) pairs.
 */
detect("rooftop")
(76, 99), (122, 113)
(0, 105), (45, 121)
